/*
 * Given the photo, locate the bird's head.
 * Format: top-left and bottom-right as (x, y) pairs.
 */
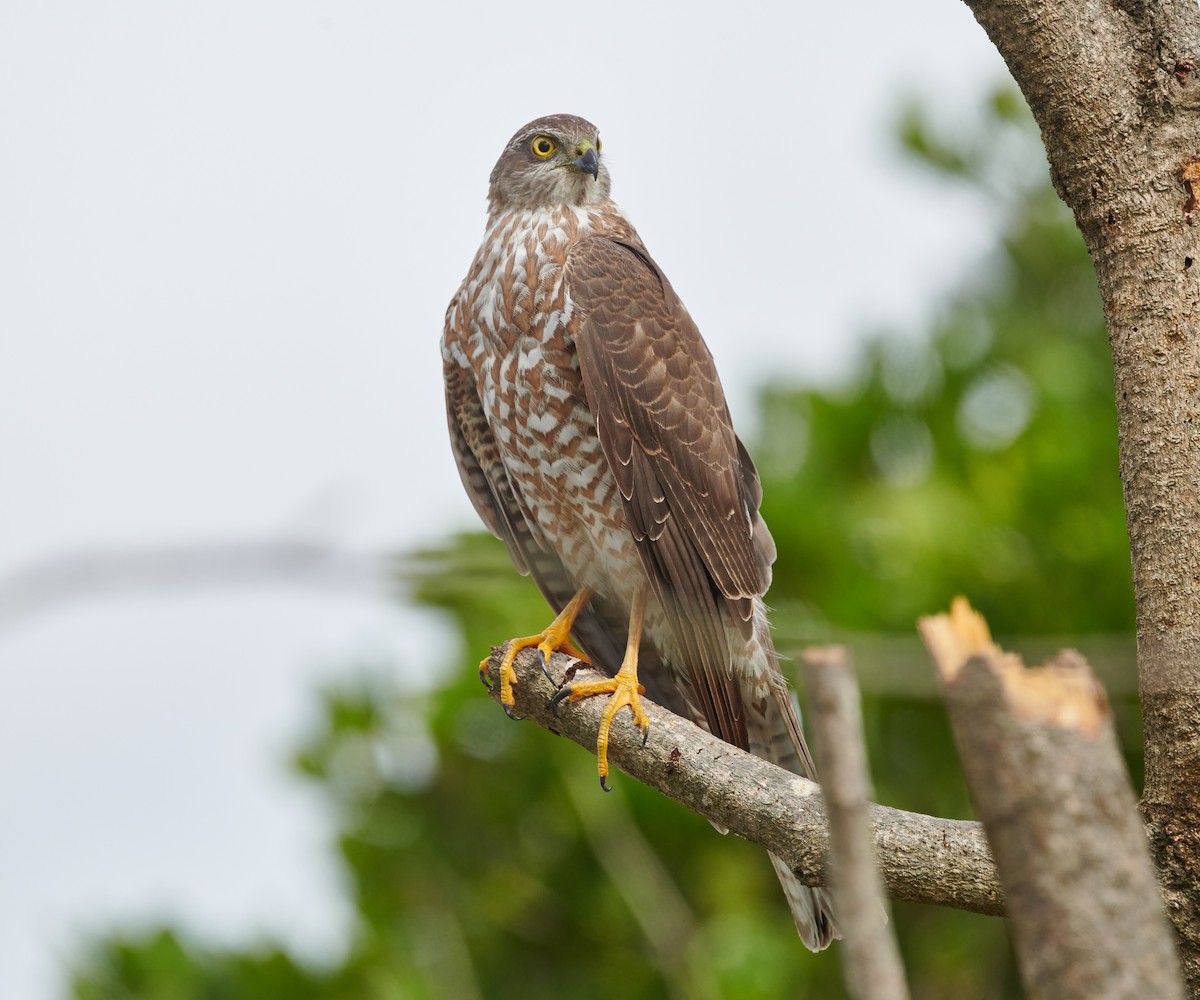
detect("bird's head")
(488, 114), (611, 212)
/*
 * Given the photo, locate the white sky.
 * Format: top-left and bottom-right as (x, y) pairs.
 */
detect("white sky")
(0, 3), (1007, 997)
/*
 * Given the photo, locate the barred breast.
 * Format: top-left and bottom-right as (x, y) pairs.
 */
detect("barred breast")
(444, 203), (647, 600)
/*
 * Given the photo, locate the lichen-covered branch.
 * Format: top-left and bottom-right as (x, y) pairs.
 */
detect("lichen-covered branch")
(482, 644), (1003, 916)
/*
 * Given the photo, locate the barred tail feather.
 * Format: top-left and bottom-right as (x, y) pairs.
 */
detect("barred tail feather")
(770, 853), (839, 952)
(743, 631), (840, 951)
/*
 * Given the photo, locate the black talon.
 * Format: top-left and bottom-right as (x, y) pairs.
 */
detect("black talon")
(600, 774), (612, 793)
(539, 649), (555, 682)
(480, 645), (502, 688)
(549, 684), (573, 716)
(642, 724), (651, 747)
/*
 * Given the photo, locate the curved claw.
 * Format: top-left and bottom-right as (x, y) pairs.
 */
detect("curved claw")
(642, 723), (651, 747)
(482, 588), (593, 712)
(549, 684), (573, 717)
(600, 774), (612, 793)
(539, 648), (556, 682)
(478, 656), (492, 689)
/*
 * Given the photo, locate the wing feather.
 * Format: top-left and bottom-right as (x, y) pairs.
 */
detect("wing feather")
(566, 236), (774, 746)
(443, 357), (534, 574)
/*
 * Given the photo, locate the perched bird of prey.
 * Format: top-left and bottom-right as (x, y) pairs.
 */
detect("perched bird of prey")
(441, 113), (838, 950)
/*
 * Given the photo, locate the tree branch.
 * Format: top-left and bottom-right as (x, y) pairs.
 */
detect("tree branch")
(802, 646), (910, 1000)
(0, 539), (394, 627)
(482, 645), (1003, 916)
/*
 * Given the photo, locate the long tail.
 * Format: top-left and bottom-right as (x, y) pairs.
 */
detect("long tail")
(768, 855), (838, 951)
(742, 633), (840, 951)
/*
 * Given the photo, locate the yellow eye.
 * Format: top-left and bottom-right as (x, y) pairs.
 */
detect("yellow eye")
(595, 137), (602, 152)
(531, 136), (556, 158)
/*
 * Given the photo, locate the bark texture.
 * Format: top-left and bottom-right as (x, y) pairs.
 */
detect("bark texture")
(483, 645), (1003, 916)
(962, 0), (1200, 988)
(802, 647), (910, 1000)
(923, 600), (1182, 999)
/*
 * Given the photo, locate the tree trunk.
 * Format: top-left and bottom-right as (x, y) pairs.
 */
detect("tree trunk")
(962, 0), (1200, 989)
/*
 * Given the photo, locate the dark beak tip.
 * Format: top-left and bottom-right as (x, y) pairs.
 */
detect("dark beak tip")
(575, 148), (600, 181)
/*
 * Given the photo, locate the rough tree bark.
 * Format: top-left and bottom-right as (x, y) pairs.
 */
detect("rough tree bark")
(961, 0), (1200, 989)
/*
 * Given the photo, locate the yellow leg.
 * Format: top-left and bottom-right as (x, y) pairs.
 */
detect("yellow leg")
(482, 587), (592, 713)
(552, 587), (650, 790)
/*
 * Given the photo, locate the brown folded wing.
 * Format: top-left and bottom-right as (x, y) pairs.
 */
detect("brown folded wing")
(566, 237), (776, 746)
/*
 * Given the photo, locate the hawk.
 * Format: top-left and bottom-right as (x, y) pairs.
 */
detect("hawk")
(442, 113), (838, 950)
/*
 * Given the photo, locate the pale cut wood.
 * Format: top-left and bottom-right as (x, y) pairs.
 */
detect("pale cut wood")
(921, 599), (1183, 1000)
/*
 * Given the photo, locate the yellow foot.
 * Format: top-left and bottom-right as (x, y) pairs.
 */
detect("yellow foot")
(551, 661), (649, 791)
(480, 588), (591, 716)
(550, 586), (650, 791)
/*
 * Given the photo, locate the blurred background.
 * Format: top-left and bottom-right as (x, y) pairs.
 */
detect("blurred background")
(0, 3), (1136, 998)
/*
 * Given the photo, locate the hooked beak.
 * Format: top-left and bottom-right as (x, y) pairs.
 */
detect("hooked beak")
(572, 146), (600, 181)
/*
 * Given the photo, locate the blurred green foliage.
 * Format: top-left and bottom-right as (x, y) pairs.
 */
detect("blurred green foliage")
(70, 89), (1132, 999)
